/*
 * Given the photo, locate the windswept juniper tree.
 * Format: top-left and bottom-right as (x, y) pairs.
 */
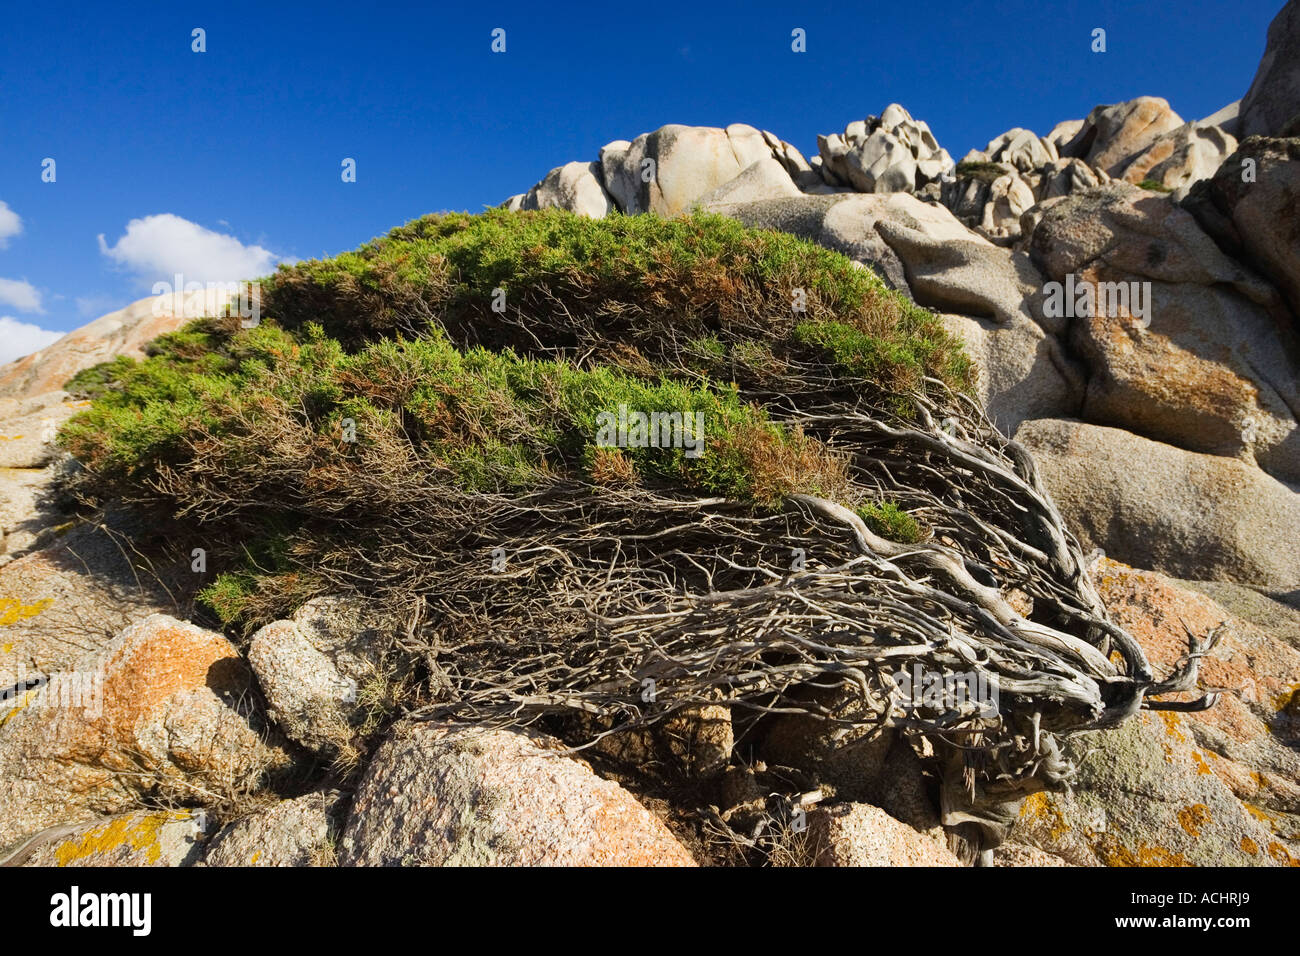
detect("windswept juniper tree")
(60, 209), (1217, 863)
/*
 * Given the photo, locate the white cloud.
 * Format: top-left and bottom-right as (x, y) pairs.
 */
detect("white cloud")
(0, 316), (64, 365)
(0, 202), (21, 248)
(97, 214), (284, 286)
(0, 278), (42, 313)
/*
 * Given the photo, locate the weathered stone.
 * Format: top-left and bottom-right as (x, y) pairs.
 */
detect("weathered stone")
(874, 211), (1046, 327)
(0, 614), (285, 850)
(981, 127), (1055, 172)
(1238, 0), (1300, 138)
(940, 311), (1084, 435)
(0, 464), (66, 565)
(600, 124), (778, 217)
(203, 790), (340, 867)
(695, 155), (800, 206)
(992, 842), (1077, 866)
(248, 620), (357, 758)
(1029, 184), (1300, 482)
(0, 294), (209, 401)
(1124, 122), (1237, 198)
(518, 161), (614, 218)
(1015, 418), (1300, 590)
(816, 105), (952, 195)
(0, 392), (92, 468)
(0, 520), (177, 688)
(1061, 97), (1186, 177)
(339, 722), (696, 866)
(809, 803), (960, 866)
(11, 810), (205, 867)
(1011, 712), (1291, 866)
(1095, 559), (1300, 851)
(1183, 136), (1300, 323)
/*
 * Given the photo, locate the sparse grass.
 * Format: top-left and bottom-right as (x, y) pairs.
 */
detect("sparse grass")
(1136, 179), (1174, 193)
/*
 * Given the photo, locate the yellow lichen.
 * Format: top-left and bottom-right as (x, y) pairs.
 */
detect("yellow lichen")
(0, 597), (54, 627)
(0, 687), (40, 730)
(1094, 836), (1192, 867)
(1240, 836), (1258, 856)
(53, 810), (191, 866)
(1266, 842), (1298, 866)
(1244, 803), (1278, 826)
(1157, 711), (1187, 743)
(1272, 685), (1300, 717)
(1020, 791), (1071, 841)
(1177, 804), (1211, 837)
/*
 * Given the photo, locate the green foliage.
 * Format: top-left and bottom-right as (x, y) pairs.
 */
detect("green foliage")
(1136, 179), (1174, 193)
(955, 161), (1009, 184)
(856, 501), (925, 544)
(59, 208), (969, 628)
(259, 208), (970, 394)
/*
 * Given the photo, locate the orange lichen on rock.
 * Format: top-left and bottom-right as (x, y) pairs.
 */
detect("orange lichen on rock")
(1177, 803), (1211, 837)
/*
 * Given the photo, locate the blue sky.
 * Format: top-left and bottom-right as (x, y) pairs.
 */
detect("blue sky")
(0, 0), (1280, 358)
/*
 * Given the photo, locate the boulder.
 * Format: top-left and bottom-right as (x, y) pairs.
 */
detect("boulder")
(248, 596), (395, 758)
(874, 209), (1047, 327)
(1011, 712), (1291, 866)
(1183, 136), (1300, 323)
(248, 620), (358, 758)
(1119, 122), (1237, 198)
(600, 123), (776, 217)
(940, 311), (1084, 434)
(6, 809), (205, 867)
(0, 392), (91, 468)
(760, 129), (822, 190)
(1037, 157), (1108, 200)
(1060, 97), (1186, 177)
(1014, 418), (1300, 590)
(339, 722), (697, 866)
(1237, 0), (1300, 138)
(694, 155), (800, 206)
(816, 105), (953, 194)
(1200, 100), (1242, 137)
(979, 127), (1056, 172)
(808, 803), (960, 866)
(1028, 183), (1300, 483)
(0, 613), (287, 850)
(1045, 119), (1085, 156)
(0, 519), (178, 688)
(703, 192), (934, 292)
(203, 790), (340, 867)
(518, 161), (614, 218)
(1094, 559), (1300, 851)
